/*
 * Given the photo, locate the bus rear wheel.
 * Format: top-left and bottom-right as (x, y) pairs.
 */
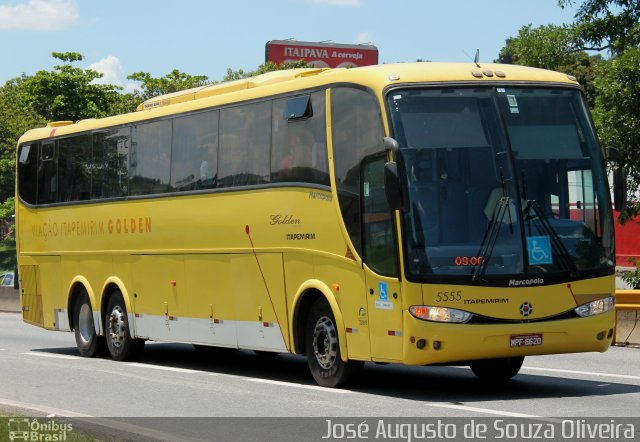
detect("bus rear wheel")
(105, 291), (144, 361)
(469, 356), (524, 381)
(305, 298), (362, 388)
(73, 290), (106, 357)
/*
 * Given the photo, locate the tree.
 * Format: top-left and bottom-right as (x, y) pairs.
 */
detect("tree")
(497, 24), (579, 68)
(559, 0), (640, 218)
(592, 47), (640, 217)
(20, 52), (125, 122)
(0, 76), (47, 205)
(559, 0), (640, 55)
(496, 24), (604, 105)
(127, 69), (209, 102)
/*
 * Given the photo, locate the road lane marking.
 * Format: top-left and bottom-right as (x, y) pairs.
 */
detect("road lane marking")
(24, 352), (81, 360)
(124, 362), (206, 374)
(426, 403), (539, 418)
(0, 397), (91, 417)
(523, 366), (640, 381)
(246, 378), (352, 393)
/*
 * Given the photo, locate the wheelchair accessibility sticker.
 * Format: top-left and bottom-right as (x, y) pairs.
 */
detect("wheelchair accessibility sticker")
(378, 282), (388, 301)
(527, 236), (552, 265)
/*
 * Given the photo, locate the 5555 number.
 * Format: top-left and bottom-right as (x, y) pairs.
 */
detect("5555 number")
(435, 290), (463, 302)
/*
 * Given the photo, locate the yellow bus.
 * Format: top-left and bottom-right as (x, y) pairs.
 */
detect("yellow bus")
(16, 62), (618, 387)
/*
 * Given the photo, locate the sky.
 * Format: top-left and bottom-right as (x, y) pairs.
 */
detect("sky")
(0, 0), (582, 92)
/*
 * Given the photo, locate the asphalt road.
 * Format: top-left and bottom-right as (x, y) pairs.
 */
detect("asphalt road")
(1, 311), (640, 441)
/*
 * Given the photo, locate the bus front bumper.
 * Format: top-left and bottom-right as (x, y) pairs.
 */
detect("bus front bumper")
(401, 310), (616, 366)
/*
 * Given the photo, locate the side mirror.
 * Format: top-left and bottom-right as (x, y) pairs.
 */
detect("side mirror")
(613, 166), (627, 212)
(384, 137), (399, 153)
(384, 161), (403, 211)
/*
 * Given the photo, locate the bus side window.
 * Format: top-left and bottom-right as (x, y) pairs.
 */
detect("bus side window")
(58, 135), (92, 202)
(130, 120), (172, 195)
(37, 142), (58, 204)
(18, 143), (39, 205)
(271, 91), (329, 185)
(171, 110), (218, 191)
(92, 127), (130, 199)
(218, 102), (271, 188)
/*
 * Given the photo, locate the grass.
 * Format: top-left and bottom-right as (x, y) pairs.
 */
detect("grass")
(0, 239), (16, 271)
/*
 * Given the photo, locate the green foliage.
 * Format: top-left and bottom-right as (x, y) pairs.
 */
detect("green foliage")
(592, 47), (640, 217)
(0, 197), (14, 220)
(127, 69), (210, 102)
(0, 239), (16, 269)
(495, 24), (604, 105)
(223, 60), (310, 82)
(559, 0), (640, 54)
(0, 77), (47, 204)
(19, 52), (125, 122)
(620, 258), (640, 288)
(496, 24), (579, 69)
(558, 0), (640, 219)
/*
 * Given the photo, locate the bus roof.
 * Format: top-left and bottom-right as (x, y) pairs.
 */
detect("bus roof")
(18, 62), (579, 144)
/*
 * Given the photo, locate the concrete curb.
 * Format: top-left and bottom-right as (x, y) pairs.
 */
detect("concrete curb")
(0, 287), (19, 313)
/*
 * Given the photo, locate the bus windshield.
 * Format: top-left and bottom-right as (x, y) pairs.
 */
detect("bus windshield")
(387, 87), (614, 282)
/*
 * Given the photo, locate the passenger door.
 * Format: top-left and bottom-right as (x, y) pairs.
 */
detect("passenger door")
(361, 154), (404, 362)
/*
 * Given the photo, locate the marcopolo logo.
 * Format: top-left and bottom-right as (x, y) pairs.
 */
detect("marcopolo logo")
(8, 418), (73, 441)
(508, 278), (544, 287)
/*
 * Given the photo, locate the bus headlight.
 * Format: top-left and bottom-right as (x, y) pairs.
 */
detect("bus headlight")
(574, 296), (615, 317)
(409, 305), (472, 323)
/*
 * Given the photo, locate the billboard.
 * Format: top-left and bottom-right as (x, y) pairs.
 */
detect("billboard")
(265, 40), (378, 69)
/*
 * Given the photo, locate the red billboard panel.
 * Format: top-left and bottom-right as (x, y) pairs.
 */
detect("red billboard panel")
(266, 40), (378, 69)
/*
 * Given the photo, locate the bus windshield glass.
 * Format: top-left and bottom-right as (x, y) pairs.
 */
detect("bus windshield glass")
(387, 86), (614, 281)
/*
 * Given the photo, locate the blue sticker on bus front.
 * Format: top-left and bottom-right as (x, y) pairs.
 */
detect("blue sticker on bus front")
(527, 236), (552, 265)
(378, 282), (388, 301)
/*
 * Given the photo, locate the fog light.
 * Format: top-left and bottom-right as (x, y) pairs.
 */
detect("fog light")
(416, 339), (426, 349)
(597, 331), (605, 340)
(607, 328), (614, 339)
(433, 340), (442, 350)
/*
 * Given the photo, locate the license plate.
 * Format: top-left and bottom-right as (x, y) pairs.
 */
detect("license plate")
(510, 333), (543, 347)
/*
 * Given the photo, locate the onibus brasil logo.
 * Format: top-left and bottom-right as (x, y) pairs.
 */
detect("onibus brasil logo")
(8, 418), (73, 441)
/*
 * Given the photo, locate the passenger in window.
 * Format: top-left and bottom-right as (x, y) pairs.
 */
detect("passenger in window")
(200, 160), (214, 186)
(197, 137), (217, 188)
(279, 130), (312, 179)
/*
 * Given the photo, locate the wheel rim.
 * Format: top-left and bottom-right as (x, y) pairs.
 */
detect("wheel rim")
(312, 315), (338, 369)
(108, 305), (127, 349)
(78, 303), (94, 345)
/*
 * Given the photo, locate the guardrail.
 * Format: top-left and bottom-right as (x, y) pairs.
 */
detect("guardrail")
(616, 289), (640, 310)
(615, 289), (640, 346)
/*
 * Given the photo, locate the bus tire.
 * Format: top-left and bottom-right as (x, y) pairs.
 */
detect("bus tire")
(73, 290), (106, 357)
(105, 291), (144, 361)
(305, 298), (362, 388)
(469, 356), (524, 381)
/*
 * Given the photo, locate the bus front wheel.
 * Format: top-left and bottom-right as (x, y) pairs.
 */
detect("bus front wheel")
(105, 291), (144, 361)
(469, 356), (524, 381)
(305, 298), (362, 388)
(73, 290), (106, 357)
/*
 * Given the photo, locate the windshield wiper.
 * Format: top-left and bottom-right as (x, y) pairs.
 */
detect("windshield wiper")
(523, 200), (578, 276)
(473, 195), (512, 282)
